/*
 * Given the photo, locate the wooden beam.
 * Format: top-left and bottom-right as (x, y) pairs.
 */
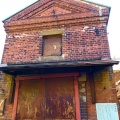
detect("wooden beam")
(8, 78), (14, 104)
(12, 80), (19, 120)
(88, 68), (96, 104)
(74, 76), (81, 120)
(15, 72), (80, 81)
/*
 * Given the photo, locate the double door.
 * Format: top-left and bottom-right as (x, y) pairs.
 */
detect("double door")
(16, 77), (76, 120)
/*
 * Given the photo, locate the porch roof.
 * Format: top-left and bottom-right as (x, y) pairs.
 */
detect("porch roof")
(0, 60), (119, 71)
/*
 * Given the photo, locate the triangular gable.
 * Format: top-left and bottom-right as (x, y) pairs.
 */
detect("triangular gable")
(29, 2), (89, 19)
(3, 0), (110, 23)
(32, 6), (72, 18)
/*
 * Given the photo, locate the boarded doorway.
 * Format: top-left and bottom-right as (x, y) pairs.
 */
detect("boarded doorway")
(16, 77), (76, 120)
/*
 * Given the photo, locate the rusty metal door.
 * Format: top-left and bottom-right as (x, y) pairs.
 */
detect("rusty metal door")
(16, 77), (75, 120)
(16, 79), (45, 120)
(45, 77), (75, 120)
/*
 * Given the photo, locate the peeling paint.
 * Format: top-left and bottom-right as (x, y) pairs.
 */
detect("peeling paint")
(80, 88), (85, 93)
(82, 96), (86, 102)
(3, 74), (14, 102)
(7, 33), (37, 39)
(17, 77), (75, 119)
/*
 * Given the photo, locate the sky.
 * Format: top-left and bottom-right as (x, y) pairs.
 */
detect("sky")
(0, 0), (120, 70)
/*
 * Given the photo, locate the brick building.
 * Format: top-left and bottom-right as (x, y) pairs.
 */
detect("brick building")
(0, 0), (119, 120)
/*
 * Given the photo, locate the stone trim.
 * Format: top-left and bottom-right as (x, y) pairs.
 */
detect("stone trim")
(41, 29), (64, 36)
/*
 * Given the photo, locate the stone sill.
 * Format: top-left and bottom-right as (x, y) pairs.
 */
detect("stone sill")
(38, 56), (64, 62)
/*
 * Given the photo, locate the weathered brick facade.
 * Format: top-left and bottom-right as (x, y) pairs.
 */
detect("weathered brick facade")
(2, 25), (110, 63)
(2, 0), (111, 64)
(0, 0), (119, 120)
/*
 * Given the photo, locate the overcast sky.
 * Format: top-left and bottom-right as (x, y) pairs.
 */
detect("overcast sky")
(0, 0), (120, 69)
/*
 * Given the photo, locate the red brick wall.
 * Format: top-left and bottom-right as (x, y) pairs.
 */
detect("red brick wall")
(2, 24), (110, 64)
(2, 32), (41, 63)
(2, 0), (110, 64)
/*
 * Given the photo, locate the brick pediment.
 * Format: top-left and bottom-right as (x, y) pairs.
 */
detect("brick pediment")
(3, 0), (110, 33)
(30, 6), (73, 18)
(3, 0), (109, 22)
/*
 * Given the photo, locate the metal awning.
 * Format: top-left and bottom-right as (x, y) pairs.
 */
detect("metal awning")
(0, 60), (119, 71)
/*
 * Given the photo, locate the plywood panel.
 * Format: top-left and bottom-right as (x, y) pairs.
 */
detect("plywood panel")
(43, 35), (62, 56)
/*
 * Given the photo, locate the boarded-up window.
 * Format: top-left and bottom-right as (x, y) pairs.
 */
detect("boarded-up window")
(43, 35), (62, 56)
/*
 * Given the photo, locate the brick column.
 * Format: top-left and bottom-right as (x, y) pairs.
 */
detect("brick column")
(0, 73), (14, 119)
(78, 73), (88, 120)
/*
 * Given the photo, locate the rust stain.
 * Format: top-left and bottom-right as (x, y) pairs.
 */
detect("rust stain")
(16, 79), (45, 120)
(46, 77), (75, 119)
(16, 77), (75, 120)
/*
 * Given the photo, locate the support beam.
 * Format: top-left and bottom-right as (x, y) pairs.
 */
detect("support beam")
(74, 76), (81, 120)
(88, 68), (96, 104)
(15, 72), (80, 80)
(12, 80), (19, 120)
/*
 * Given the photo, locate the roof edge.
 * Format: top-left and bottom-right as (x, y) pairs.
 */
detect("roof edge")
(3, 0), (111, 23)
(82, 0), (111, 26)
(83, 0), (111, 8)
